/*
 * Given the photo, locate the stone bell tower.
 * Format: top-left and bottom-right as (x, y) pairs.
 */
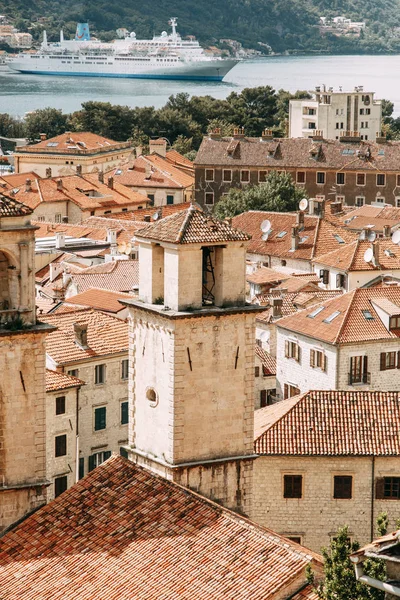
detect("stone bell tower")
(0, 194), (54, 532)
(124, 206), (262, 515)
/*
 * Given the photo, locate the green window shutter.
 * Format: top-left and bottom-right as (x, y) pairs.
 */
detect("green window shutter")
(79, 457), (84, 479)
(88, 454), (96, 472)
(104, 451), (111, 461)
(121, 401), (129, 425)
(95, 407), (106, 431)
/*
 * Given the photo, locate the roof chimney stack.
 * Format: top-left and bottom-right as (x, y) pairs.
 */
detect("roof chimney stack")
(107, 176), (114, 190)
(56, 178), (63, 191)
(98, 170), (104, 184)
(73, 322), (88, 349)
(383, 224), (391, 238)
(25, 178), (32, 193)
(372, 243), (380, 268)
(55, 232), (65, 249)
(39, 133), (47, 141)
(271, 297), (283, 318)
(291, 225), (299, 251)
(46, 167), (52, 178)
(296, 211), (304, 229)
(76, 164), (82, 176)
(149, 138), (167, 157)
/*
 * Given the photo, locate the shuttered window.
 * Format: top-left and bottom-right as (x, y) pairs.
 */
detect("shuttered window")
(310, 349), (327, 371)
(334, 475), (352, 499)
(121, 401), (129, 425)
(285, 340), (301, 362)
(260, 390), (267, 407)
(55, 434), (67, 457)
(376, 477), (400, 499)
(88, 450), (111, 472)
(284, 475), (303, 498)
(55, 396), (66, 415)
(380, 352), (397, 371)
(54, 476), (68, 498)
(94, 406), (106, 431)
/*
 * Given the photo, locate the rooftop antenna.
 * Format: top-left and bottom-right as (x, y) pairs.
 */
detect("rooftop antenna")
(260, 219), (271, 241)
(363, 248), (373, 263)
(152, 212), (159, 221)
(299, 198), (308, 212)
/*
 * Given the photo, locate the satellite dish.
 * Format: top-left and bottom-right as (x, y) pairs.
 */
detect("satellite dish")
(261, 232), (270, 241)
(125, 242), (132, 255)
(259, 330), (270, 342)
(364, 248), (373, 263)
(367, 230), (376, 242)
(359, 230), (366, 241)
(392, 230), (400, 245)
(152, 212), (159, 221)
(118, 241), (127, 254)
(261, 219), (271, 233)
(299, 198), (309, 212)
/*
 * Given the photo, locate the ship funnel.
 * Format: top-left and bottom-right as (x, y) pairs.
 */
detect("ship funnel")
(75, 23), (91, 42)
(42, 30), (48, 47)
(60, 29), (64, 43)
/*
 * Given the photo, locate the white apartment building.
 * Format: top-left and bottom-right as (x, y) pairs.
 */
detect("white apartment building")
(289, 86), (382, 141)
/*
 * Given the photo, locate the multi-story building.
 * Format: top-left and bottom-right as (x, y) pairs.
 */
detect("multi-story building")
(253, 390), (400, 552)
(289, 86), (382, 140)
(194, 133), (400, 208)
(42, 308), (129, 482)
(276, 286), (400, 399)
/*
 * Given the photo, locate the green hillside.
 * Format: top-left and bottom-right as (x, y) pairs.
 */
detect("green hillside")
(3, 0), (400, 53)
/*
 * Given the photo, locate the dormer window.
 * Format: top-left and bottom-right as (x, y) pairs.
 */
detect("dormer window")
(389, 315), (400, 329)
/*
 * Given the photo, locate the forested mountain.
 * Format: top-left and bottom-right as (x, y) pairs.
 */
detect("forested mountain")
(3, 0), (400, 54)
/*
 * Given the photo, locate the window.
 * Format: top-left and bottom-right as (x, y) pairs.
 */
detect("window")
(79, 457), (84, 479)
(380, 351), (398, 371)
(296, 171), (305, 184)
(205, 169), (214, 182)
(310, 349), (327, 371)
(382, 477), (400, 499)
(336, 273), (346, 288)
(54, 475), (68, 497)
(308, 122), (316, 129)
(356, 173), (365, 186)
(37, 216), (46, 222)
(397, 174), (400, 187)
(323, 311), (341, 323)
(365, 121), (369, 129)
(205, 192), (214, 205)
(355, 196), (365, 207)
(260, 389), (276, 407)
(255, 366), (260, 377)
(334, 475), (352, 499)
(55, 396), (66, 415)
(316, 172), (325, 184)
(88, 450), (111, 472)
(95, 364), (106, 384)
(320, 269), (329, 285)
(55, 434), (67, 457)
(284, 384), (300, 399)
(396, 198), (400, 208)
(362, 310), (374, 320)
(360, 108), (365, 115)
(120, 446), (129, 459)
(375, 196), (384, 204)
(94, 406), (106, 431)
(377, 173), (386, 186)
(67, 369), (79, 377)
(121, 401), (129, 425)
(259, 170), (268, 183)
(223, 169), (232, 182)
(284, 475), (302, 498)
(360, 121), (364, 129)
(390, 316), (400, 329)
(285, 340), (300, 362)
(366, 108), (371, 115)
(147, 194), (155, 205)
(55, 213), (62, 223)
(166, 195), (174, 205)
(336, 172), (345, 185)
(308, 306), (325, 319)
(241, 170), (250, 183)
(287, 536), (302, 544)
(335, 122), (339, 130)
(121, 359), (129, 380)
(349, 355), (369, 385)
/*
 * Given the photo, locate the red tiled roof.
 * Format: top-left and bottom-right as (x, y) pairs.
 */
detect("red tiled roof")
(255, 290), (343, 322)
(136, 206), (250, 244)
(99, 202), (191, 222)
(314, 239), (400, 271)
(0, 455), (322, 599)
(66, 260), (139, 293)
(335, 204), (400, 232)
(255, 345), (276, 376)
(291, 585), (319, 600)
(0, 193), (33, 217)
(63, 288), (135, 313)
(42, 308), (128, 365)
(45, 369), (84, 392)
(255, 390), (400, 456)
(17, 131), (131, 153)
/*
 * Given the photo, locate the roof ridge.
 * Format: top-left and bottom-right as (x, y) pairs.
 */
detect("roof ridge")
(333, 288), (358, 343)
(348, 238), (362, 271)
(310, 217), (321, 260)
(254, 393), (304, 443)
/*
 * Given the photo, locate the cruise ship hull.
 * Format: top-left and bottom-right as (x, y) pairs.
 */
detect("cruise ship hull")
(7, 57), (238, 81)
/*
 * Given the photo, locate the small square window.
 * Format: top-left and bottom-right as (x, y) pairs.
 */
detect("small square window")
(397, 175), (400, 187)
(334, 475), (352, 499)
(205, 169), (214, 182)
(384, 476), (400, 499)
(259, 170), (268, 183)
(296, 171), (305, 184)
(355, 196), (365, 207)
(223, 169), (232, 182)
(55, 434), (67, 457)
(121, 401), (129, 425)
(336, 172), (345, 185)
(55, 396), (66, 415)
(255, 366), (260, 377)
(67, 369), (79, 377)
(241, 170), (250, 183)
(287, 536), (302, 544)
(54, 475), (68, 497)
(95, 364), (105, 385)
(121, 359), (129, 380)
(205, 192), (214, 205)
(377, 174), (386, 186)
(284, 474), (302, 498)
(356, 173), (365, 186)
(166, 195), (174, 205)
(316, 172), (325, 184)
(94, 406), (106, 431)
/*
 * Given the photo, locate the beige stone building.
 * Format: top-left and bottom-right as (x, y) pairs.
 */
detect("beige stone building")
(253, 390), (400, 553)
(42, 308), (129, 482)
(123, 206), (263, 515)
(0, 193), (54, 532)
(13, 132), (133, 177)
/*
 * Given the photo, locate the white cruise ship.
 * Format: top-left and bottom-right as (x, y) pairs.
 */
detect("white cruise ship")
(6, 19), (239, 81)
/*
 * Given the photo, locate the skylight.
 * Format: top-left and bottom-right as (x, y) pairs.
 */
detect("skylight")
(323, 311), (341, 323)
(46, 142), (59, 147)
(342, 148), (355, 155)
(362, 309), (374, 320)
(307, 306), (325, 318)
(378, 149), (385, 156)
(333, 234), (345, 244)
(299, 236), (309, 243)
(277, 231), (287, 238)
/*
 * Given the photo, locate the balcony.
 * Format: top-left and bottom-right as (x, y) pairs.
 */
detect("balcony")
(348, 372), (371, 386)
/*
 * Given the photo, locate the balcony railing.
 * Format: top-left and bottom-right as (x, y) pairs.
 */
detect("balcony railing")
(348, 372), (371, 385)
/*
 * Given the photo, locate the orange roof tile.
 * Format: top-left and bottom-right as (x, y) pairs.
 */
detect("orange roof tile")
(255, 390), (400, 456)
(45, 369), (84, 392)
(63, 288), (135, 313)
(110, 154), (193, 190)
(0, 455), (322, 599)
(255, 345), (276, 376)
(255, 290), (343, 323)
(314, 239), (400, 271)
(0, 192), (32, 217)
(291, 585), (319, 600)
(99, 202), (191, 222)
(42, 308), (128, 365)
(17, 131), (131, 154)
(66, 260), (139, 293)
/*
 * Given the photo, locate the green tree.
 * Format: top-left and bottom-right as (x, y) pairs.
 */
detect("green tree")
(172, 135), (193, 155)
(213, 171), (306, 219)
(0, 114), (26, 138)
(226, 86), (278, 136)
(68, 101), (135, 140)
(24, 108), (68, 142)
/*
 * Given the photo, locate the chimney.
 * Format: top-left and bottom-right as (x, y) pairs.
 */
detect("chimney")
(55, 232), (65, 249)
(296, 211), (304, 229)
(145, 163), (151, 179)
(107, 176), (114, 189)
(209, 128), (221, 140)
(98, 170), (104, 184)
(376, 132), (387, 144)
(76, 164), (82, 176)
(291, 225), (299, 251)
(107, 229), (117, 245)
(372, 243), (380, 267)
(383, 224), (391, 238)
(330, 200), (343, 215)
(46, 167), (52, 178)
(271, 297), (283, 318)
(233, 127), (245, 139)
(56, 178), (63, 191)
(49, 261), (62, 283)
(39, 132), (47, 141)
(144, 215), (151, 222)
(149, 138), (167, 157)
(25, 178), (32, 193)
(73, 322), (88, 349)
(262, 129), (273, 140)
(135, 146), (143, 158)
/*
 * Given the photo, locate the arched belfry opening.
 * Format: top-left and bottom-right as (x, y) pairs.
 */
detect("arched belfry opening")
(0, 250), (18, 315)
(202, 247), (215, 305)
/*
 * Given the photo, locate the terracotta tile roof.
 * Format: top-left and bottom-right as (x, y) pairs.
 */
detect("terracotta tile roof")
(255, 345), (276, 376)
(36, 295), (59, 315)
(351, 530), (400, 562)
(165, 148), (194, 169)
(0, 171), (41, 192)
(66, 260), (139, 293)
(99, 202), (191, 222)
(110, 154), (193, 190)
(63, 288), (134, 313)
(255, 390), (400, 456)
(41, 308), (128, 365)
(34, 217), (143, 247)
(277, 286), (400, 344)
(314, 239), (400, 271)
(291, 585), (319, 600)
(254, 397), (300, 440)
(336, 204), (400, 232)
(0, 455), (322, 599)
(247, 267), (286, 285)
(195, 136), (400, 172)
(17, 131), (131, 154)
(0, 192), (33, 217)
(255, 290), (343, 323)
(45, 369), (84, 392)
(232, 211), (356, 260)
(136, 206), (250, 244)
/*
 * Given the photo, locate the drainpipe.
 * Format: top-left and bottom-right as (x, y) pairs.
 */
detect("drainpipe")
(371, 455), (375, 541)
(352, 560), (400, 597)
(75, 386), (80, 483)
